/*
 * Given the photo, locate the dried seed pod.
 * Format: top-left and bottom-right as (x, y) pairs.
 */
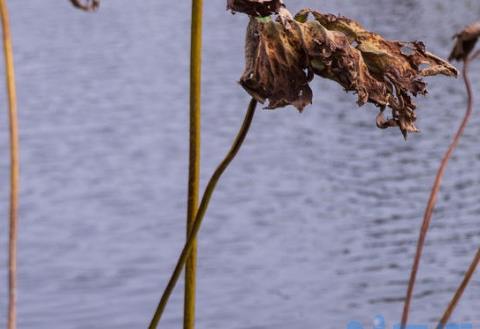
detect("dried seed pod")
(227, 0), (284, 17)
(70, 0), (100, 12)
(237, 6), (457, 137)
(449, 22), (480, 61)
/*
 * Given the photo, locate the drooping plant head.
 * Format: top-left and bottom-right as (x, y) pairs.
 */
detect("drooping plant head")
(70, 0), (100, 12)
(227, 0), (284, 17)
(229, 0), (457, 138)
(449, 22), (480, 62)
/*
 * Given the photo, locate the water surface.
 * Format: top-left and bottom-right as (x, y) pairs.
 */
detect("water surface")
(0, 1), (479, 328)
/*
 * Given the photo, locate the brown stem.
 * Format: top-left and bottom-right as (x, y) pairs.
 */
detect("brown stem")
(0, 1), (19, 329)
(436, 248), (480, 329)
(148, 98), (257, 329)
(401, 55), (476, 328)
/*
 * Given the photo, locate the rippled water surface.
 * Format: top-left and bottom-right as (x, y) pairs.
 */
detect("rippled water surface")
(0, 1), (479, 328)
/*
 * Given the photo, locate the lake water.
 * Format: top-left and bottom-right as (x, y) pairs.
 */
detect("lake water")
(0, 1), (479, 328)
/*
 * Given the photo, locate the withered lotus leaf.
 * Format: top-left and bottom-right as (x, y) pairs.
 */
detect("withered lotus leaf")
(227, 0), (284, 17)
(449, 22), (480, 61)
(70, 0), (100, 11)
(237, 6), (457, 137)
(241, 17), (313, 111)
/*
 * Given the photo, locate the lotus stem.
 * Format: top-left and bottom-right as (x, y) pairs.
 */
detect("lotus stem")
(0, 1), (19, 329)
(184, 0), (203, 328)
(148, 98), (257, 329)
(401, 52), (477, 328)
(436, 248), (480, 329)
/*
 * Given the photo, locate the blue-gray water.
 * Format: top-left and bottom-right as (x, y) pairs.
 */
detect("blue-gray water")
(0, 1), (479, 328)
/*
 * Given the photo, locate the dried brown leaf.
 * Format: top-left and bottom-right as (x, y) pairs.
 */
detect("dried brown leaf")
(70, 0), (100, 12)
(237, 7), (457, 137)
(240, 17), (312, 111)
(227, 0), (284, 17)
(449, 22), (480, 61)
(303, 9), (457, 137)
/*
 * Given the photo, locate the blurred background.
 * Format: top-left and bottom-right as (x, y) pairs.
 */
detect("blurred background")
(0, 0), (479, 328)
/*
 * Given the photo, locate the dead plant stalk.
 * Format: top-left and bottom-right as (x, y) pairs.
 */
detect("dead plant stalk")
(436, 248), (480, 329)
(0, 1), (19, 329)
(148, 99), (257, 329)
(184, 0), (203, 328)
(401, 48), (479, 329)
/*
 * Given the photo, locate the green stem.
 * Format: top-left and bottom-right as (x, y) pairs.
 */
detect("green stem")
(401, 54), (476, 328)
(184, 0), (203, 329)
(0, 1), (19, 329)
(148, 98), (257, 329)
(436, 248), (480, 329)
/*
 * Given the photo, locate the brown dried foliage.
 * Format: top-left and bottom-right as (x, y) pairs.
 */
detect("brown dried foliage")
(449, 22), (480, 61)
(70, 0), (100, 12)
(227, 0), (284, 17)
(237, 8), (457, 137)
(241, 17), (313, 111)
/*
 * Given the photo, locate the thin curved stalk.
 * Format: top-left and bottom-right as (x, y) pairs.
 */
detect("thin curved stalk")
(148, 98), (257, 329)
(401, 55), (476, 328)
(436, 248), (480, 329)
(0, 1), (19, 329)
(184, 0), (203, 328)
